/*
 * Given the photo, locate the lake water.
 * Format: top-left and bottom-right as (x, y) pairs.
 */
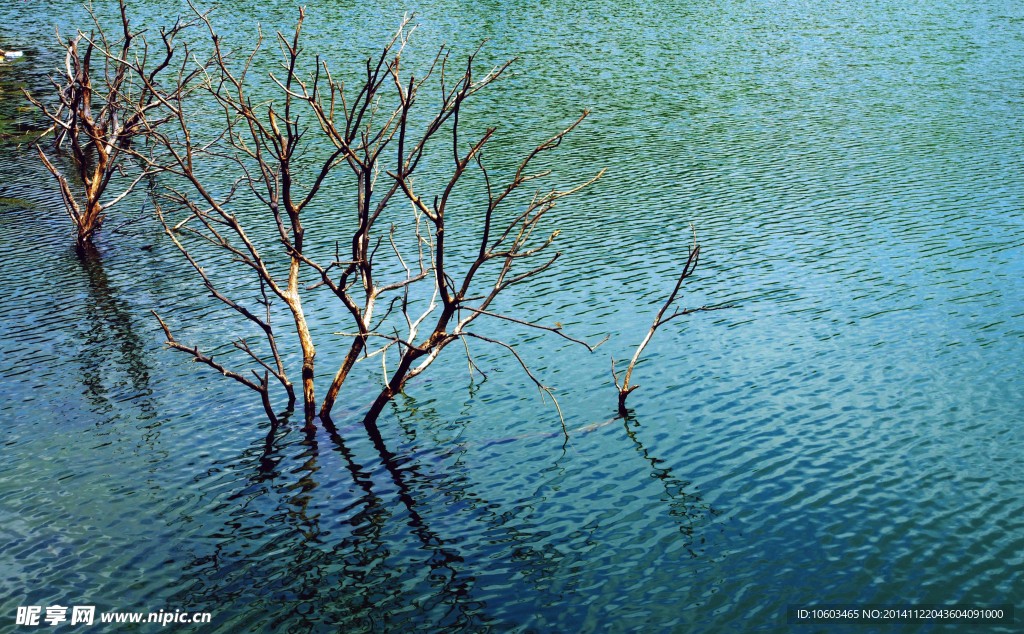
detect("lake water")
(1, 0), (1023, 632)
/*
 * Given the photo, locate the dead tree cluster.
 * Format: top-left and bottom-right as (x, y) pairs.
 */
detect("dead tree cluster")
(28, 3), (731, 433)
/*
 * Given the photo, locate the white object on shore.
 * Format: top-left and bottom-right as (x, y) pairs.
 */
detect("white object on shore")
(4, 51), (24, 58)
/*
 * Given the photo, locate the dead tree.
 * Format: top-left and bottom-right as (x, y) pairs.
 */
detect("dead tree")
(611, 232), (732, 415)
(114, 5), (604, 432)
(281, 21), (606, 423)
(268, 13), (515, 423)
(24, 0), (203, 251)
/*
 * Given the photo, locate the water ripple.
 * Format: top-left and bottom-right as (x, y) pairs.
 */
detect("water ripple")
(2, 0), (1024, 631)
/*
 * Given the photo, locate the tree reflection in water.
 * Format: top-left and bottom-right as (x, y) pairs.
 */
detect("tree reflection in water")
(620, 414), (719, 556)
(160, 392), (722, 632)
(72, 248), (156, 427)
(168, 412), (495, 632)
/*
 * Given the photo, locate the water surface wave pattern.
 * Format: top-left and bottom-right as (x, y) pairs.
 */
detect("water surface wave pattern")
(1, 0), (1022, 632)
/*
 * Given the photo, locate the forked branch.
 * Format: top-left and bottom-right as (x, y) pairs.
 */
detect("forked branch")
(354, 111), (605, 429)
(152, 310), (279, 425)
(612, 230), (733, 414)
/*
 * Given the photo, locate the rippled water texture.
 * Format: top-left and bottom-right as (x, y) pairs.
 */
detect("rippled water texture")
(2, 0), (1023, 632)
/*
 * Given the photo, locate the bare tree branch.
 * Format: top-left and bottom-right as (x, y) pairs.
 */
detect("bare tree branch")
(152, 310), (278, 424)
(613, 230), (734, 414)
(458, 306), (609, 352)
(62, 4), (612, 435)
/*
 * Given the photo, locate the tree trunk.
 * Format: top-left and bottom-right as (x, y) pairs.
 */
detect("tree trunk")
(76, 199), (103, 248)
(319, 336), (364, 423)
(362, 350), (420, 426)
(289, 302), (317, 431)
(259, 388), (279, 426)
(617, 390), (629, 417)
(362, 386), (395, 427)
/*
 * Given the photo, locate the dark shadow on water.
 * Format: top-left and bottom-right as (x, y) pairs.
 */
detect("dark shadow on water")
(164, 394), (642, 632)
(69, 246), (157, 426)
(165, 413), (497, 632)
(158, 389), (728, 632)
(618, 411), (721, 555)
